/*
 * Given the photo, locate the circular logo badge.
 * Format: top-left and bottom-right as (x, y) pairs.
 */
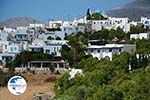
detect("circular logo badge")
(7, 76), (27, 95)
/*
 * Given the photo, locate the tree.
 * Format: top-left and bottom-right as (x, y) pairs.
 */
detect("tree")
(61, 32), (87, 66)
(136, 39), (150, 54)
(129, 25), (147, 35)
(49, 64), (55, 73)
(86, 8), (91, 20)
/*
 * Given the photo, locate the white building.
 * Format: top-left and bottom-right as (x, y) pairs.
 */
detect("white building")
(130, 33), (150, 40)
(73, 16), (87, 24)
(0, 32), (8, 42)
(110, 17), (130, 32)
(29, 23), (45, 28)
(28, 39), (44, 52)
(0, 41), (22, 54)
(28, 39), (67, 56)
(130, 34), (139, 40)
(60, 21), (85, 36)
(49, 20), (85, 37)
(16, 26), (28, 31)
(89, 17), (130, 32)
(14, 32), (28, 41)
(38, 31), (55, 41)
(61, 25), (85, 36)
(89, 20), (112, 31)
(141, 17), (150, 29)
(3, 27), (16, 33)
(0, 42), (22, 66)
(49, 20), (63, 28)
(0, 53), (15, 66)
(43, 40), (68, 56)
(37, 29), (65, 41)
(87, 40), (136, 61)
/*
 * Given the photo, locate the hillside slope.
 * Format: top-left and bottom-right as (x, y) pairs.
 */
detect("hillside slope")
(107, 0), (150, 21)
(0, 17), (43, 28)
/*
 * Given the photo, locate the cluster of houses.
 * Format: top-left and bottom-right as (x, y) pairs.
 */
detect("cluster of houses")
(0, 11), (150, 70)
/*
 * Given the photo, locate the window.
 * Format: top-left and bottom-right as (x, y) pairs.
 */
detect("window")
(65, 33), (67, 37)
(109, 48), (112, 52)
(145, 21), (149, 24)
(10, 47), (13, 52)
(46, 49), (50, 53)
(91, 49), (93, 53)
(64, 28), (66, 31)
(5, 45), (7, 49)
(14, 47), (17, 51)
(119, 48), (122, 52)
(54, 47), (56, 52)
(69, 28), (72, 30)
(57, 47), (59, 51)
(98, 49), (100, 53)
(76, 27), (78, 30)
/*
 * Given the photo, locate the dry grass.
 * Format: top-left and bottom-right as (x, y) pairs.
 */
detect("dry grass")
(0, 73), (56, 100)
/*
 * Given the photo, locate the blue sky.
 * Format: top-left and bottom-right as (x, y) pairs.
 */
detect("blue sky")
(0, 0), (132, 22)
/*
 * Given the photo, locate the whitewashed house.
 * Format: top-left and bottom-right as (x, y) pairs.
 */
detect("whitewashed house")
(0, 41), (22, 66)
(89, 17), (130, 32)
(29, 23), (45, 28)
(43, 40), (68, 56)
(141, 17), (150, 29)
(0, 32), (8, 41)
(139, 33), (150, 39)
(130, 33), (150, 40)
(28, 39), (44, 52)
(38, 30), (56, 41)
(110, 17), (130, 32)
(3, 27), (16, 33)
(89, 20), (112, 31)
(61, 21), (85, 36)
(16, 26), (28, 31)
(14, 32), (28, 41)
(87, 40), (136, 61)
(0, 53), (15, 66)
(28, 39), (67, 56)
(1, 42), (22, 54)
(49, 20), (63, 28)
(130, 34), (139, 40)
(49, 20), (85, 38)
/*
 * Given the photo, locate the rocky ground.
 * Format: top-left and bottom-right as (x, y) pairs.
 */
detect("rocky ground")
(0, 73), (57, 100)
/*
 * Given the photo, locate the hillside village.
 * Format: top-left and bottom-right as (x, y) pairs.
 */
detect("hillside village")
(0, 9), (150, 100)
(0, 9), (149, 71)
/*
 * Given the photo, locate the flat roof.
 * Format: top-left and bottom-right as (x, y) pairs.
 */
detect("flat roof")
(29, 60), (66, 63)
(87, 44), (135, 49)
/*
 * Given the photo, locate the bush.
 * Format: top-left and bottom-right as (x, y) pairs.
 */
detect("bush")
(44, 75), (56, 82)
